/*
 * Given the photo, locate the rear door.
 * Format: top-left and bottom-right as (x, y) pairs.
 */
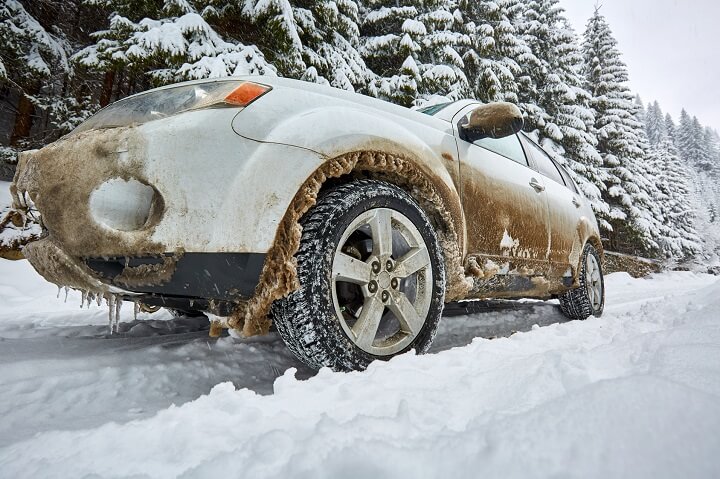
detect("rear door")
(453, 106), (550, 292)
(519, 134), (583, 271)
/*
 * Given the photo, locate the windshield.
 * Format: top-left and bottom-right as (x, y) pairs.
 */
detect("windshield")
(416, 102), (454, 116)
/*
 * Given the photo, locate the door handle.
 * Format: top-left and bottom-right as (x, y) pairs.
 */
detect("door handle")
(572, 196), (581, 208)
(529, 178), (545, 192)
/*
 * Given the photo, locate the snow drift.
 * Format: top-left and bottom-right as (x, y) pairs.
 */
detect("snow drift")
(0, 258), (718, 478)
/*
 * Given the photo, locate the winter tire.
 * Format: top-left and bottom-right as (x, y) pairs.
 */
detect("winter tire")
(271, 180), (446, 371)
(559, 243), (604, 320)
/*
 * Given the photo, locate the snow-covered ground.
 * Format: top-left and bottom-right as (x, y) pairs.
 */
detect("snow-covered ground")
(0, 259), (719, 478)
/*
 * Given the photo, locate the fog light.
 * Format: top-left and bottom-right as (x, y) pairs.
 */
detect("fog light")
(89, 178), (159, 231)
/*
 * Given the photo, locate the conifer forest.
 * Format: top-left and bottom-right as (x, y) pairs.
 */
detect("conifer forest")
(1, 0), (719, 262)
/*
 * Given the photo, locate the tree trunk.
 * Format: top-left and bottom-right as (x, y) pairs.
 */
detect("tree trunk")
(100, 69), (115, 107)
(9, 94), (35, 147)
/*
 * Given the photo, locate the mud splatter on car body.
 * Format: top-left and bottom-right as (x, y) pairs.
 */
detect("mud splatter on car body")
(11, 76), (602, 336)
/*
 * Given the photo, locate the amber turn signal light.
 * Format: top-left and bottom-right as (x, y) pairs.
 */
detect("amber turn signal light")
(224, 82), (272, 107)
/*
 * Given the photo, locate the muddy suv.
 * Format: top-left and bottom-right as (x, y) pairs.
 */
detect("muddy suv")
(12, 77), (605, 371)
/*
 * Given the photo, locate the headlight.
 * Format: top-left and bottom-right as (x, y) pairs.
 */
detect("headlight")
(72, 80), (271, 134)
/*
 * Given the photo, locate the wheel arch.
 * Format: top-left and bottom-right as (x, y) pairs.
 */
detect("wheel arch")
(228, 149), (470, 336)
(569, 216), (605, 285)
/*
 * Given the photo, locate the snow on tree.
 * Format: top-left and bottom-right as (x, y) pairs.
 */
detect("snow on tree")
(0, 0), (70, 152)
(639, 102), (701, 258)
(582, 7), (663, 254)
(459, 0), (529, 104)
(703, 126), (720, 168)
(644, 100), (667, 147)
(291, 0), (369, 91)
(74, 1), (275, 91)
(677, 109), (715, 171)
(651, 136), (702, 258)
(665, 112), (677, 143)
(512, 0), (608, 227)
(197, 0), (305, 78)
(360, 0), (468, 107)
(202, 0), (369, 91)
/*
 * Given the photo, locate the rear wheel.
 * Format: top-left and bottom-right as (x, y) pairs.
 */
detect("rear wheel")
(271, 180), (446, 371)
(559, 243), (604, 320)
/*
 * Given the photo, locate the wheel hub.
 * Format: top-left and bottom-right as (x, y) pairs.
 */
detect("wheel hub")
(377, 271), (391, 290)
(585, 253), (603, 311)
(330, 208), (433, 356)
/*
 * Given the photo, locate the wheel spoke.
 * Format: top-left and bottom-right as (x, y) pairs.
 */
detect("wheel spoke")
(388, 291), (424, 335)
(594, 284), (603, 306)
(352, 296), (385, 349)
(333, 252), (371, 285)
(394, 247), (431, 278)
(370, 209), (393, 258)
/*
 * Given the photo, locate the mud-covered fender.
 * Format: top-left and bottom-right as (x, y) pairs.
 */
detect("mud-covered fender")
(136, 108), (327, 254)
(232, 105), (466, 257)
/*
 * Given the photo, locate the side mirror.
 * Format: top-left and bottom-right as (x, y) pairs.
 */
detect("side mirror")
(459, 102), (524, 142)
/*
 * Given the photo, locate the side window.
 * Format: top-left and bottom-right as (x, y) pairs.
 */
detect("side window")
(523, 139), (565, 186)
(556, 162), (579, 194)
(473, 134), (528, 166)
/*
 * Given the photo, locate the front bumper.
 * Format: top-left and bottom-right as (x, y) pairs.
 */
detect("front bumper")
(12, 105), (327, 308)
(84, 252), (265, 299)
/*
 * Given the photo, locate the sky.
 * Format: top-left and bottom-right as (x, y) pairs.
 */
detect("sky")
(559, 0), (720, 131)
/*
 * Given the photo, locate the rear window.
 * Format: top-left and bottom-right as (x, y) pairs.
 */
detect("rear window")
(556, 163), (579, 194)
(523, 138), (566, 186)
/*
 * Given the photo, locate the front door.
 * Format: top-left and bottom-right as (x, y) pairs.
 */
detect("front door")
(453, 107), (551, 297)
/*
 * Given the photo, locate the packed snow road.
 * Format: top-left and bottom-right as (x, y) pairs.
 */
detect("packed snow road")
(0, 260), (718, 478)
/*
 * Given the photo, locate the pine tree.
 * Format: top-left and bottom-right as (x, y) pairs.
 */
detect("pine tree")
(639, 102), (701, 258)
(459, 0), (528, 104)
(677, 109), (714, 170)
(199, 0), (305, 78)
(582, 7), (662, 254)
(633, 94), (645, 124)
(74, 1), (275, 91)
(0, 0), (70, 151)
(513, 0), (608, 228)
(650, 137), (701, 258)
(644, 100), (667, 146)
(703, 126), (720, 169)
(292, 0), (369, 91)
(665, 113), (677, 144)
(360, 0), (468, 107)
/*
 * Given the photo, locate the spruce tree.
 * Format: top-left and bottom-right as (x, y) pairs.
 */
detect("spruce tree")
(513, 0), (608, 229)
(703, 126), (720, 169)
(677, 110), (714, 170)
(655, 136), (701, 258)
(644, 100), (667, 146)
(0, 0), (70, 151)
(665, 113), (677, 144)
(74, 0), (275, 91)
(360, 0), (468, 107)
(459, 0), (528, 104)
(640, 102), (700, 258)
(292, 0), (369, 91)
(582, 7), (662, 254)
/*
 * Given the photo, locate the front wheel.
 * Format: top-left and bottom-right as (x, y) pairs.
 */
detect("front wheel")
(559, 243), (605, 320)
(271, 180), (446, 371)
